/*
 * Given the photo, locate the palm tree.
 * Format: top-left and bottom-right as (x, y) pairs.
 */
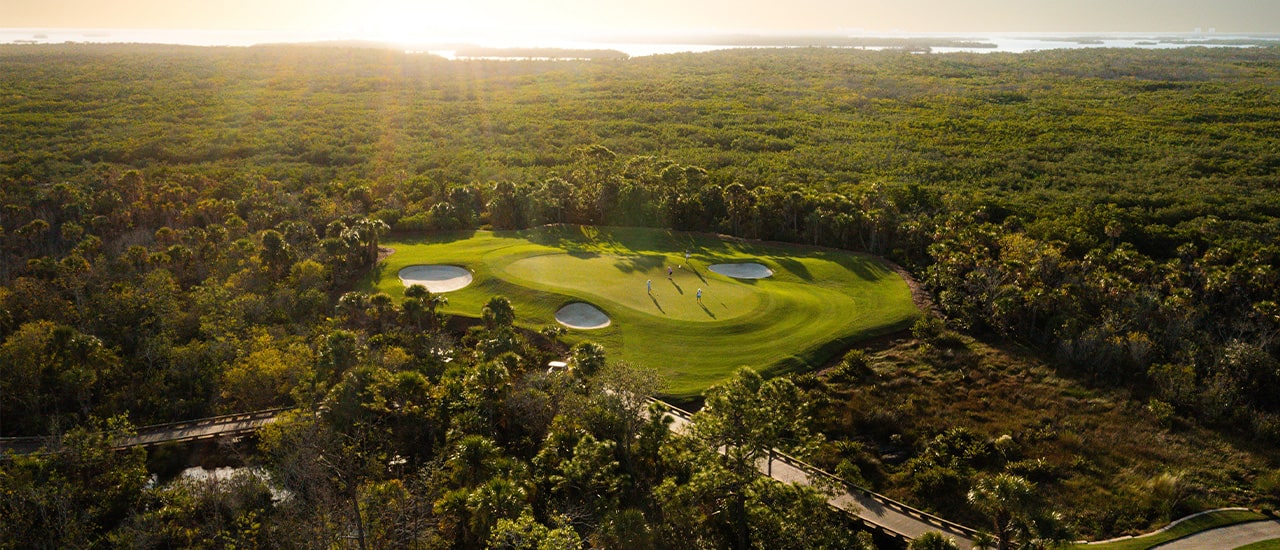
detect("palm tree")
(482, 296), (515, 329)
(910, 531), (961, 550)
(967, 473), (1035, 550)
(403, 284), (447, 331)
(336, 291), (370, 328)
(466, 477), (528, 545)
(568, 341), (607, 377)
(367, 292), (396, 331)
(451, 435), (501, 487)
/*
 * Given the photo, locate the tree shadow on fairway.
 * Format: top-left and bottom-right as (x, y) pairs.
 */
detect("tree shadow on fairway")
(521, 224), (574, 242)
(368, 262), (387, 284)
(403, 229), (479, 245)
(650, 293), (665, 313)
(688, 263), (707, 283)
(819, 251), (891, 281)
(614, 254), (666, 274)
(670, 279), (684, 294)
(524, 225), (600, 257)
(700, 302), (717, 319)
(771, 257), (811, 281)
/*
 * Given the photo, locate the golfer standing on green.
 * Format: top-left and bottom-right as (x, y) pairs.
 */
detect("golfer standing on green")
(647, 279), (652, 293)
(696, 288), (702, 303)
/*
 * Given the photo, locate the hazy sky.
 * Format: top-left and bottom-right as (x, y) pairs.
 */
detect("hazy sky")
(7, 0), (1279, 38)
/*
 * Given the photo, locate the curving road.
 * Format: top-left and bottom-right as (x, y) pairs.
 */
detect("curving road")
(1151, 520), (1280, 550)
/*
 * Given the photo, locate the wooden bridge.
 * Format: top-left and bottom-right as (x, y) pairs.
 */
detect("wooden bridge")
(2, 402), (977, 546)
(0, 408), (287, 455)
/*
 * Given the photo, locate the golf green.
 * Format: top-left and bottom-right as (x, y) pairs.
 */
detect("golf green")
(366, 225), (919, 398)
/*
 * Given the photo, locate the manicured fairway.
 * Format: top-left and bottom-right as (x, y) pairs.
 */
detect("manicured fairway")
(367, 225), (919, 398)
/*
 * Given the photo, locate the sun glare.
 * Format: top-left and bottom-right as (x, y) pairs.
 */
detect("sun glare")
(342, 0), (571, 46)
(352, 1), (442, 43)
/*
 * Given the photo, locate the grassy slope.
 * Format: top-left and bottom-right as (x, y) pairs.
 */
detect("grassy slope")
(367, 226), (918, 397)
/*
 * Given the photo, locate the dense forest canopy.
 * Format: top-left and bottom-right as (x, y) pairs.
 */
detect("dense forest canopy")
(2, 43), (1280, 547)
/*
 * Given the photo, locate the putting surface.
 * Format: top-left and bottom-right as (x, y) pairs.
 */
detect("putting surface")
(367, 226), (919, 398)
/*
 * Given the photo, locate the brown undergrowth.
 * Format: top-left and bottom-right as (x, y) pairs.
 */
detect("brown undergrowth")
(805, 330), (1278, 540)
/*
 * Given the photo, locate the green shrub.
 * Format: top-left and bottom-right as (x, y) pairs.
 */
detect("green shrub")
(1143, 472), (1192, 520)
(842, 348), (870, 369)
(1147, 398), (1176, 428)
(934, 330), (967, 349)
(912, 315), (945, 341)
(1257, 469), (1280, 504)
(830, 349), (873, 382)
(836, 459), (870, 488)
(901, 458), (966, 505)
(992, 434), (1018, 458)
(1253, 412), (1280, 445)
(1006, 458), (1059, 483)
(395, 213), (430, 232)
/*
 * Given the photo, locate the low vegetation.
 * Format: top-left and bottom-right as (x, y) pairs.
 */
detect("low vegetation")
(809, 328), (1277, 540)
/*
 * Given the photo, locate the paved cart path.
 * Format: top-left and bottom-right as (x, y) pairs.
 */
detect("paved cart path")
(1151, 520), (1280, 550)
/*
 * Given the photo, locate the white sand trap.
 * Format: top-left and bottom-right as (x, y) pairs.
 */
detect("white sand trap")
(556, 303), (611, 330)
(398, 265), (473, 293)
(708, 262), (774, 279)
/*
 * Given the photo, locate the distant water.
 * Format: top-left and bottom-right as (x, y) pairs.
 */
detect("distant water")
(2, 28), (314, 47)
(2, 28), (1276, 57)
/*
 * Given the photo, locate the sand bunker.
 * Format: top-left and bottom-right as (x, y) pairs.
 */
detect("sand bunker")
(708, 262), (774, 279)
(555, 302), (611, 330)
(398, 265), (473, 293)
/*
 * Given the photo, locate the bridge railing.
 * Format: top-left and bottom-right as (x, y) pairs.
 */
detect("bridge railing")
(646, 397), (978, 541)
(0, 436), (46, 454)
(117, 407), (293, 447)
(648, 398), (695, 420)
(769, 448), (980, 539)
(1, 407), (295, 455)
(129, 407), (292, 436)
